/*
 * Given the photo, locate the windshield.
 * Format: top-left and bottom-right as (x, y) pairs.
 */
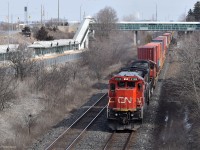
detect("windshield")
(117, 81), (135, 88)
(132, 62), (148, 69)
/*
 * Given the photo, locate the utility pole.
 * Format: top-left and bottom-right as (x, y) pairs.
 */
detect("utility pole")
(156, 3), (157, 21)
(80, 5), (82, 22)
(8, 2), (10, 47)
(58, 0), (59, 26)
(41, 4), (43, 26)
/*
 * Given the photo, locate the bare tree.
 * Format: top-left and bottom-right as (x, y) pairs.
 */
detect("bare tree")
(24, 113), (36, 135)
(82, 31), (134, 84)
(0, 68), (17, 110)
(32, 63), (72, 108)
(65, 62), (80, 80)
(94, 6), (118, 38)
(82, 42), (108, 82)
(7, 44), (36, 81)
(176, 33), (200, 109)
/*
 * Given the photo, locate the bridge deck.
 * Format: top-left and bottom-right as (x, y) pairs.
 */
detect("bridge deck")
(90, 22), (200, 31)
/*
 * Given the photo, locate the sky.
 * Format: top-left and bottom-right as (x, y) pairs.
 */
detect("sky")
(0, 0), (198, 23)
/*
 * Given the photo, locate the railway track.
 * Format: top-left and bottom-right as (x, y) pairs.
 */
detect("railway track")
(45, 93), (108, 150)
(103, 131), (135, 150)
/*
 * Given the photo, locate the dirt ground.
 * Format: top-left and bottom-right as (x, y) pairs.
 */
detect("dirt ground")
(152, 47), (199, 150)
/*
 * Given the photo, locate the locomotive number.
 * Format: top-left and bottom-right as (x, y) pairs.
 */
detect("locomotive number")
(118, 97), (132, 104)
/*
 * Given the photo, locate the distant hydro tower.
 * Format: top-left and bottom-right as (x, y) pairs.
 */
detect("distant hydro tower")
(24, 6), (28, 25)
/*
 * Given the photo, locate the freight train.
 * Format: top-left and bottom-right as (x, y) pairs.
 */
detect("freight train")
(107, 32), (172, 130)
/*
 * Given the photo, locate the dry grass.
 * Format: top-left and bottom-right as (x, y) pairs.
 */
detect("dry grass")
(0, 64), (102, 148)
(0, 32), (35, 45)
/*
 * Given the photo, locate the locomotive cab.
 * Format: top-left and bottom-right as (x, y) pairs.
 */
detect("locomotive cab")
(131, 60), (157, 91)
(107, 71), (146, 130)
(131, 60), (157, 80)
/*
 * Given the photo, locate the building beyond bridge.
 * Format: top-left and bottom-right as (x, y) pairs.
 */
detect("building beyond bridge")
(28, 39), (79, 57)
(28, 16), (94, 57)
(0, 44), (19, 61)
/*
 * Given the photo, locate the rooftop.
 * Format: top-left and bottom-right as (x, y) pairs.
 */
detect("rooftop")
(117, 71), (144, 80)
(28, 39), (79, 48)
(0, 44), (19, 54)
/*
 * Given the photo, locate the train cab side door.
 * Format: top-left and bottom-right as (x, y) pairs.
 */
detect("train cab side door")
(136, 82), (145, 108)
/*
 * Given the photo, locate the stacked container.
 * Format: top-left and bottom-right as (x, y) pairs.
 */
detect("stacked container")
(137, 44), (159, 72)
(152, 36), (167, 57)
(163, 33), (172, 46)
(146, 42), (163, 69)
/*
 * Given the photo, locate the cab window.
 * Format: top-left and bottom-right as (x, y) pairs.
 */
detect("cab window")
(138, 83), (143, 91)
(110, 83), (115, 91)
(150, 63), (154, 69)
(127, 82), (135, 88)
(118, 81), (125, 88)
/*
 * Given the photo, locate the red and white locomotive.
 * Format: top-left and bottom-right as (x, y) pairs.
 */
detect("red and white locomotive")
(107, 32), (172, 130)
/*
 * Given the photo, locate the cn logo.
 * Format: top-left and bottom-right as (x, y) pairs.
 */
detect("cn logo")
(118, 97), (132, 104)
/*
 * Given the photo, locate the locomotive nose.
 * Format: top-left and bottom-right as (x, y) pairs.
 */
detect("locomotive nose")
(116, 89), (136, 111)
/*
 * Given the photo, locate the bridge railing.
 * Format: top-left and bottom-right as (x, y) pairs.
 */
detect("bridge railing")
(90, 22), (200, 31)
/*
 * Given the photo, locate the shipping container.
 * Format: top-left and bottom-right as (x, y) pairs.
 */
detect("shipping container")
(158, 36), (168, 49)
(137, 45), (159, 71)
(163, 33), (172, 46)
(152, 36), (167, 55)
(146, 42), (164, 69)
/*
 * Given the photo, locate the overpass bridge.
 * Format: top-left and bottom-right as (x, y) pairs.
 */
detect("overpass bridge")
(90, 22), (200, 31)
(28, 18), (200, 58)
(89, 21), (200, 45)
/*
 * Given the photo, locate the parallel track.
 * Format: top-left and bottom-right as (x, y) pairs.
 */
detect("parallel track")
(45, 93), (107, 150)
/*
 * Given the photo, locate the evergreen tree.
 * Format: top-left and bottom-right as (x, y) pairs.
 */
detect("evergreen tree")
(36, 26), (48, 41)
(193, 1), (200, 21)
(36, 26), (54, 41)
(186, 9), (195, 21)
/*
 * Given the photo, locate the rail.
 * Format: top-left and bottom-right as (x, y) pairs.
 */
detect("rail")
(45, 93), (107, 149)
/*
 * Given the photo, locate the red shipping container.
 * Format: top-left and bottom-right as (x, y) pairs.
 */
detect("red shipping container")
(152, 36), (167, 55)
(163, 33), (172, 46)
(137, 45), (159, 71)
(158, 36), (168, 51)
(146, 42), (163, 69)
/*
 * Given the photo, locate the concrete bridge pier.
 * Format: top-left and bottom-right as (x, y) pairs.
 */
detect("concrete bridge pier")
(133, 31), (138, 46)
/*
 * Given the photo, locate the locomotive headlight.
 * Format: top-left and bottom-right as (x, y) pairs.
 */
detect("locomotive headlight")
(131, 113), (134, 117)
(115, 113), (118, 116)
